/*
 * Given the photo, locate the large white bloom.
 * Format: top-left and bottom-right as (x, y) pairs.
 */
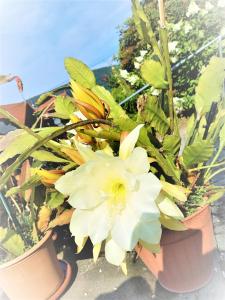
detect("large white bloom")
(55, 125), (162, 267)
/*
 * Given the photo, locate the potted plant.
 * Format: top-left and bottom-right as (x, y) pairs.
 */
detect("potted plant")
(0, 108), (75, 299)
(0, 0), (224, 295)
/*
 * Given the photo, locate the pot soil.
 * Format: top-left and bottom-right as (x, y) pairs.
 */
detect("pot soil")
(136, 206), (216, 293)
(0, 230), (72, 300)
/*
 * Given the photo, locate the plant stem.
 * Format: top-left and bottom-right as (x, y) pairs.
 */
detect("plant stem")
(158, 0), (175, 132)
(0, 119), (112, 189)
(206, 167), (225, 182)
(0, 107), (66, 158)
(189, 159), (225, 172)
(77, 129), (121, 141)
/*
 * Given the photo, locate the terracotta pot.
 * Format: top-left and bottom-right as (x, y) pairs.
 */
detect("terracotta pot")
(0, 230), (71, 300)
(136, 206), (216, 293)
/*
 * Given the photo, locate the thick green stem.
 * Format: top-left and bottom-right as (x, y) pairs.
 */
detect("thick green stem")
(77, 129), (121, 141)
(0, 107), (66, 158)
(0, 119), (112, 189)
(159, 28), (174, 132)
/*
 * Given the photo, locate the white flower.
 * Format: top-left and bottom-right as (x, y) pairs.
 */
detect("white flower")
(168, 41), (178, 53)
(205, 1), (214, 11)
(217, 0), (225, 7)
(184, 22), (192, 34)
(127, 74), (139, 86)
(186, 1), (200, 17)
(150, 87), (160, 96)
(136, 56), (144, 63)
(134, 62), (141, 69)
(171, 56), (178, 64)
(55, 125), (162, 267)
(120, 69), (129, 79)
(140, 50), (148, 57)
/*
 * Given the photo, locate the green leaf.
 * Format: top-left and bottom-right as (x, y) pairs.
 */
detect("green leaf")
(138, 95), (169, 135)
(47, 191), (65, 209)
(35, 92), (52, 106)
(0, 127), (59, 165)
(195, 57), (225, 115)
(141, 59), (168, 89)
(163, 134), (181, 156)
(182, 139), (214, 168)
(3, 233), (25, 257)
(54, 96), (76, 119)
(160, 214), (186, 231)
(156, 193), (184, 220)
(6, 174), (41, 197)
(31, 150), (69, 163)
(64, 57), (96, 89)
(0, 227), (25, 257)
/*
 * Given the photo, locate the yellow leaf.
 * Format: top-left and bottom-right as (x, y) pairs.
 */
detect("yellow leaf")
(160, 213), (186, 231)
(121, 262), (128, 276)
(61, 147), (84, 165)
(75, 236), (88, 253)
(48, 209), (74, 228)
(37, 206), (52, 232)
(161, 181), (188, 202)
(93, 243), (101, 263)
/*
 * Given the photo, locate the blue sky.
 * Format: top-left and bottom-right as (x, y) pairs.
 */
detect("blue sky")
(0, 0), (131, 105)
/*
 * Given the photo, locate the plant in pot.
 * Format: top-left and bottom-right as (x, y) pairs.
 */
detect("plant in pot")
(0, 0), (224, 296)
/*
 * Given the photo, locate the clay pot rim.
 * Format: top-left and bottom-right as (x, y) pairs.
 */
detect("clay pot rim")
(0, 230), (52, 269)
(183, 204), (208, 223)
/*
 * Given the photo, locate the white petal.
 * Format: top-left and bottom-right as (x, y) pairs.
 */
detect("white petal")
(70, 203), (111, 244)
(125, 147), (149, 174)
(119, 124), (144, 160)
(55, 163), (93, 196)
(130, 173), (162, 218)
(75, 141), (96, 162)
(70, 209), (90, 238)
(105, 238), (126, 266)
(136, 220), (162, 245)
(111, 206), (139, 251)
(68, 185), (105, 209)
(88, 203), (111, 244)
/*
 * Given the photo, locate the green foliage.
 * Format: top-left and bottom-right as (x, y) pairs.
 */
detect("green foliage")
(138, 95), (169, 135)
(31, 150), (70, 163)
(163, 134), (181, 156)
(195, 57), (225, 115)
(141, 60), (168, 89)
(0, 127), (59, 165)
(109, 0), (225, 114)
(64, 57), (96, 89)
(54, 96), (76, 119)
(46, 191), (65, 209)
(0, 227), (25, 260)
(182, 139), (214, 168)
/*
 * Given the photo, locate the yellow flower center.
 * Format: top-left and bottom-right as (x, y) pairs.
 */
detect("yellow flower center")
(107, 180), (127, 214)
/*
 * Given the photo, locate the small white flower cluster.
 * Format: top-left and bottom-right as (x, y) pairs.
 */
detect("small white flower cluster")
(186, 1), (200, 17)
(119, 69), (139, 86)
(134, 50), (148, 69)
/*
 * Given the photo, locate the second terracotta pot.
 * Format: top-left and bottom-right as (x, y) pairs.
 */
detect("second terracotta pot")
(0, 230), (69, 300)
(136, 206), (216, 293)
